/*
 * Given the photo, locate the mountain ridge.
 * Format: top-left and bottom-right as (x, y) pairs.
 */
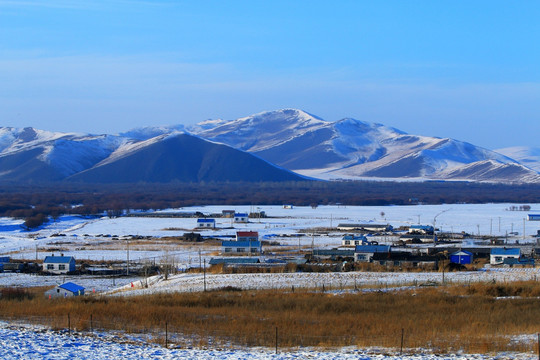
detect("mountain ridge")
(0, 108), (538, 184)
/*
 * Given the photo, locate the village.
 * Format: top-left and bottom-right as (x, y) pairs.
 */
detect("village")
(1, 204), (540, 297)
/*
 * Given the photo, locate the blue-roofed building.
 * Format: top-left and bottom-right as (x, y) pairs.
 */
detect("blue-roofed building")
(354, 245), (391, 262)
(45, 282), (85, 298)
(43, 255), (76, 274)
(0, 256), (10, 263)
(234, 213), (249, 223)
(450, 250), (473, 265)
(490, 248), (521, 265)
(209, 257), (261, 265)
(196, 218), (216, 228)
(222, 240), (261, 254)
(342, 234), (370, 247)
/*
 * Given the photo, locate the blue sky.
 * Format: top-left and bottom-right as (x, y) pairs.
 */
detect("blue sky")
(1, 1), (539, 149)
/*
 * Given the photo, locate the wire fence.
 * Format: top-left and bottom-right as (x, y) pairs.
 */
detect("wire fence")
(2, 314), (537, 356)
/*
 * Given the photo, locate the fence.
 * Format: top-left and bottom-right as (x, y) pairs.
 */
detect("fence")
(2, 314), (537, 356)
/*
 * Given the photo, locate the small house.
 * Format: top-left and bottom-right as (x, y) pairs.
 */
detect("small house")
(43, 255), (76, 274)
(196, 218), (216, 228)
(222, 210), (235, 218)
(527, 214), (540, 221)
(222, 240), (261, 254)
(46, 282), (85, 298)
(490, 248), (520, 265)
(234, 213), (249, 223)
(342, 234), (370, 247)
(236, 231), (258, 242)
(449, 250), (473, 265)
(354, 245), (391, 262)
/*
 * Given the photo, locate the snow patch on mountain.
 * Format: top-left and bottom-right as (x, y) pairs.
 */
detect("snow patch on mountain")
(496, 146), (540, 173)
(119, 125), (186, 141)
(41, 135), (128, 176)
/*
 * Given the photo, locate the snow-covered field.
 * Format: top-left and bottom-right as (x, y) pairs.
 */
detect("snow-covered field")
(2, 204), (540, 358)
(2, 203), (540, 264)
(0, 322), (536, 360)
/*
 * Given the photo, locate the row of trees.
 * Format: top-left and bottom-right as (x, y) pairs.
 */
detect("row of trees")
(1, 181), (540, 229)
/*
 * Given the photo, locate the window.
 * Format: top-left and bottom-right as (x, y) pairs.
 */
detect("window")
(47, 264), (54, 270)
(59, 265), (66, 270)
(344, 240), (350, 245)
(494, 256), (502, 262)
(224, 248), (232, 253)
(237, 248), (246, 253)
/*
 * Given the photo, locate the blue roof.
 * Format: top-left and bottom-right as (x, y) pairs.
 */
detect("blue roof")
(209, 257), (260, 265)
(59, 282), (84, 293)
(43, 256), (75, 264)
(342, 234), (367, 240)
(222, 240), (261, 247)
(410, 225), (433, 230)
(235, 213), (248, 217)
(197, 218), (215, 222)
(491, 248), (520, 256)
(355, 245), (391, 253)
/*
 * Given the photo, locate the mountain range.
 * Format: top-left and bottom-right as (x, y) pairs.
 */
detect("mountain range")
(0, 109), (539, 184)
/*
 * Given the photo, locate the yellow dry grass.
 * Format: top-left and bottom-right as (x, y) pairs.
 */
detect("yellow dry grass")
(1, 281), (539, 353)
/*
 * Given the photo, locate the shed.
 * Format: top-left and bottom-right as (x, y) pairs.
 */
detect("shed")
(43, 256), (76, 274)
(450, 250), (473, 265)
(46, 282), (85, 298)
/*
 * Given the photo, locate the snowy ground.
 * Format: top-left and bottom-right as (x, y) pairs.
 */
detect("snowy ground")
(2, 204), (540, 358)
(109, 267), (540, 296)
(0, 322), (536, 360)
(2, 203), (540, 265)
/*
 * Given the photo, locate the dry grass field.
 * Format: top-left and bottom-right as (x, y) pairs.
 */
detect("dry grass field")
(1, 281), (540, 353)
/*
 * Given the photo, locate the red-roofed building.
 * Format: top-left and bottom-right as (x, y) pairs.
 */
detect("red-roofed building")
(236, 231), (258, 242)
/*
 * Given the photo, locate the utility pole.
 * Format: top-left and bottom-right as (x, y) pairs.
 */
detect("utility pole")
(203, 258), (207, 292)
(126, 238), (129, 276)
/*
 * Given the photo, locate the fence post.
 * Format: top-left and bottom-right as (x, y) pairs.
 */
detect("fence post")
(275, 326), (278, 354)
(68, 313), (71, 336)
(537, 333), (540, 360)
(400, 328), (404, 355)
(165, 322), (168, 348)
(90, 314), (93, 332)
